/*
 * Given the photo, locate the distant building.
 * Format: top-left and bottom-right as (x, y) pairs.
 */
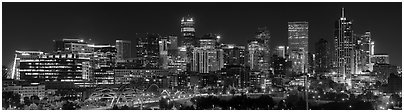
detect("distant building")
(116, 40), (131, 59)
(113, 69), (170, 88)
(356, 31), (373, 72)
(181, 16), (196, 47)
(372, 64), (397, 84)
(3, 84), (46, 99)
(191, 47), (223, 73)
(89, 44), (117, 85)
(288, 21), (309, 74)
(14, 51), (92, 87)
(219, 65), (250, 88)
(134, 33), (160, 69)
(256, 27), (271, 70)
(371, 54), (389, 64)
(314, 38), (331, 74)
(221, 44), (246, 66)
(247, 39), (267, 72)
(168, 35), (179, 57)
(274, 46), (286, 59)
(333, 8), (355, 83)
(54, 38), (93, 53)
(159, 36), (169, 69)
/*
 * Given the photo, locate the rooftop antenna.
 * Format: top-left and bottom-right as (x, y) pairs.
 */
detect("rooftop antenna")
(342, 7), (345, 18)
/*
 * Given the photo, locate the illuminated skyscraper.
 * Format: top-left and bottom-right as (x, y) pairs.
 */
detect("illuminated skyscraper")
(334, 8), (355, 82)
(181, 16), (196, 47)
(116, 40), (131, 59)
(288, 21), (309, 74)
(356, 31), (373, 72)
(247, 39), (266, 71)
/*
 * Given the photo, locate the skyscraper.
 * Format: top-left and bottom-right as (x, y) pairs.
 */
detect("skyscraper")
(288, 21), (309, 74)
(256, 27), (271, 73)
(315, 38), (331, 74)
(116, 40), (131, 59)
(159, 36), (169, 69)
(135, 33), (160, 69)
(181, 16), (196, 47)
(247, 39), (266, 71)
(356, 31), (373, 72)
(191, 34), (223, 73)
(334, 8), (355, 83)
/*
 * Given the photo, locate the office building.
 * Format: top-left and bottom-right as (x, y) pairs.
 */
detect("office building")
(134, 33), (160, 69)
(180, 16), (196, 47)
(288, 21), (309, 74)
(221, 44), (246, 66)
(247, 39), (266, 72)
(3, 84), (46, 99)
(371, 54), (389, 64)
(53, 38), (93, 53)
(159, 36), (169, 69)
(191, 47), (223, 73)
(275, 46), (287, 58)
(334, 8), (355, 84)
(14, 51), (92, 87)
(314, 38), (331, 74)
(89, 44), (117, 85)
(116, 40), (131, 59)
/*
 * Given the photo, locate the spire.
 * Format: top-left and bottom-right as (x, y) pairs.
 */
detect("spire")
(342, 7), (345, 18)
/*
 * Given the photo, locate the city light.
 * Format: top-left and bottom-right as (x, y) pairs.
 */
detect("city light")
(2, 2), (401, 111)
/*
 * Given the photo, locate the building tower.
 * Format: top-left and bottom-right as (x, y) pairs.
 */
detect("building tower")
(288, 21), (309, 74)
(334, 8), (355, 84)
(314, 38), (331, 74)
(116, 40), (131, 59)
(181, 16), (196, 47)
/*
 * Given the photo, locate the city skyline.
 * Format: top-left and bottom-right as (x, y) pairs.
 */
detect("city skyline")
(2, 2), (402, 110)
(2, 2), (402, 67)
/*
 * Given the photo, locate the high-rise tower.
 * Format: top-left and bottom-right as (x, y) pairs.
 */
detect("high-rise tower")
(334, 8), (355, 83)
(181, 16), (196, 47)
(288, 21), (309, 74)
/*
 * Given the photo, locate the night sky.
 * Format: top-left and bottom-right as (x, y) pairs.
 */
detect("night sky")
(2, 2), (402, 67)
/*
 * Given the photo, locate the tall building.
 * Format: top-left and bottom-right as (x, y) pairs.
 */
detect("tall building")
(334, 8), (355, 83)
(255, 27), (271, 73)
(288, 21), (309, 74)
(314, 38), (331, 74)
(191, 35), (224, 73)
(168, 35), (179, 57)
(89, 44), (117, 85)
(159, 36), (169, 69)
(116, 40), (131, 59)
(134, 33), (160, 69)
(247, 39), (266, 71)
(356, 31), (373, 72)
(180, 16), (196, 47)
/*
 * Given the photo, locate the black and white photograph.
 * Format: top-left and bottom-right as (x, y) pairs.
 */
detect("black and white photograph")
(1, 1), (402, 110)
